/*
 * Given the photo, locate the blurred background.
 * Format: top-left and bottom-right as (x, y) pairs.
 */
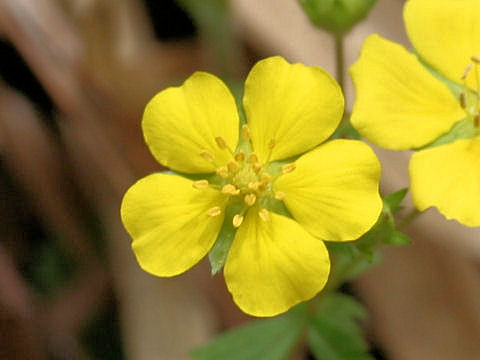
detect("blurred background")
(0, 0), (479, 359)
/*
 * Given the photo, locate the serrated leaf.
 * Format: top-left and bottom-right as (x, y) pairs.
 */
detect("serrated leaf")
(191, 306), (307, 360)
(308, 294), (373, 360)
(385, 230), (412, 246)
(383, 188), (408, 213)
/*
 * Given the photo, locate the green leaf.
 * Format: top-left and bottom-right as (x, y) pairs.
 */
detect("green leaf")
(383, 188), (408, 213)
(208, 201), (243, 275)
(308, 294), (373, 360)
(191, 306), (307, 360)
(385, 230), (412, 246)
(299, 0), (377, 35)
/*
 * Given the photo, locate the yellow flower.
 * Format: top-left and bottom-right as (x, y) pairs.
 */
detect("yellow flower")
(350, 0), (480, 227)
(121, 56), (382, 317)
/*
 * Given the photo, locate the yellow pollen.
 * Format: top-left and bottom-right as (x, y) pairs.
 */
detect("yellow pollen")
(216, 166), (229, 179)
(244, 193), (256, 206)
(274, 191), (285, 200)
(200, 150), (215, 162)
(206, 206), (222, 217)
(192, 180), (209, 189)
(215, 136), (228, 149)
(227, 159), (240, 172)
(232, 214), (244, 228)
(259, 208), (270, 222)
(282, 162), (296, 174)
(241, 125), (251, 140)
(268, 139), (276, 149)
(249, 152), (259, 164)
(221, 184), (240, 195)
(235, 151), (246, 162)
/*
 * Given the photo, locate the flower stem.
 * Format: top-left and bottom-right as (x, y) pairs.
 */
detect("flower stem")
(334, 34), (344, 89)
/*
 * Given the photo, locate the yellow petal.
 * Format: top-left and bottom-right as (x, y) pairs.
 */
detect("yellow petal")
(121, 173), (226, 276)
(350, 34), (464, 150)
(143, 72), (239, 173)
(404, 0), (480, 87)
(243, 56), (344, 163)
(275, 139), (382, 241)
(224, 211), (330, 317)
(410, 136), (480, 227)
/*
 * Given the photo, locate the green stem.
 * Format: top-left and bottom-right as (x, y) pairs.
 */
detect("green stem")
(334, 35), (344, 89)
(398, 208), (421, 229)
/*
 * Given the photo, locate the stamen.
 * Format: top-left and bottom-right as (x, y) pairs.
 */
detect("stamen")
(200, 150), (215, 163)
(268, 139), (276, 149)
(221, 184), (240, 195)
(260, 173), (272, 184)
(215, 136), (228, 149)
(227, 159), (240, 172)
(472, 56), (480, 63)
(206, 206), (222, 217)
(244, 193), (256, 206)
(241, 125), (251, 140)
(462, 63), (473, 80)
(248, 181), (260, 190)
(259, 208), (270, 222)
(253, 162), (263, 173)
(235, 151), (246, 162)
(192, 180), (209, 189)
(249, 152), (259, 164)
(216, 166), (229, 179)
(475, 114), (479, 127)
(274, 191), (285, 200)
(233, 214), (244, 228)
(282, 162), (296, 174)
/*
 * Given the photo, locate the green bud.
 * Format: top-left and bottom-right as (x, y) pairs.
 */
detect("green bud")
(299, 0), (377, 35)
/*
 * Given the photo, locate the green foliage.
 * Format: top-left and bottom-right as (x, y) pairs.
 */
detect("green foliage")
(308, 294), (373, 360)
(421, 117), (478, 150)
(190, 305), (306, 360)
(299, 0), (377, 35)
(383, 188), (408, 213)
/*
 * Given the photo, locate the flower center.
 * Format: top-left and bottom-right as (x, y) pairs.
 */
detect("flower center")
(459, 56), (480, 128)
(193, 125), (295, 228)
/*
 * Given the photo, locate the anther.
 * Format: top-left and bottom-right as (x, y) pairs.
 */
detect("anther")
(233, 214), (244, 228)
(253, 162), (263, 173)
(260, 173), (272, 184)
(235, 151), (246, 162)
(227, 159), (240, 172)
(244, 193), (256, 206)
(200, 150), (215, 162)
(274, 191), (285, 200)
(193, 180), (209, 189)
(216, 166), (229, 179)
(215, 136), (228, 149)
(282, 162), (296, 174)
(268, 139), (276, 149)
(221, 184), (240, 195)
(249, 152), (259, 164)
(472, 56), (480, 63)
(248, 181), (260, 190)
(206, 206), (222, 217)
(460, 93), (467, 109)
(259, 208), (270, 222)
(475, 114), (479, 127)
(462, 63), (473, 80)
(241, 125), (251, 140)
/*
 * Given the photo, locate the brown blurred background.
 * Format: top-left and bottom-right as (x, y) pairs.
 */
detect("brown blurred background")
(0, 0), (479, 359)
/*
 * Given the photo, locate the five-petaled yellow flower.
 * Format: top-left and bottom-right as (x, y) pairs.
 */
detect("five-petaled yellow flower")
(351, 0), (480, 227)
(121, 56), (382, 317)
